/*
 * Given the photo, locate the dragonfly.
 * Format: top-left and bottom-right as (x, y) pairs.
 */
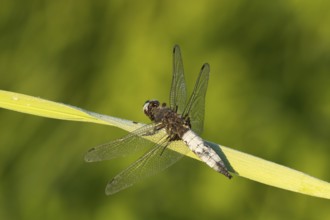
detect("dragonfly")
(85, 45), (232, 195)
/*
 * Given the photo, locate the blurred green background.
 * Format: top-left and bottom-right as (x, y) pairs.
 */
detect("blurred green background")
(1, 0), (329, 219)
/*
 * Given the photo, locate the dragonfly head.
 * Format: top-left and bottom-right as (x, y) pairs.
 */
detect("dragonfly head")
(143, 100), (160, 120)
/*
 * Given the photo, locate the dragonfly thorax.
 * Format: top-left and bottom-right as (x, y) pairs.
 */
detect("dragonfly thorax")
(143, 100), (190, 140)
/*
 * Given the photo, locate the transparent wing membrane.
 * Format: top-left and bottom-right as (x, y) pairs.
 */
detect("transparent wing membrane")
(85, 124), (158, 162)
(169, 45), (187, 114)
(106, 140), (188, 195)
(183, 63), (210, 135)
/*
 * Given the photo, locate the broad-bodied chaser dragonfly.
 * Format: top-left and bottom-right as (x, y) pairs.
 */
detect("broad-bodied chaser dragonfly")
(85, 45), (232, 195)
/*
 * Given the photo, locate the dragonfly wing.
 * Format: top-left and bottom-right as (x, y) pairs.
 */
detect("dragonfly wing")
(169, 45), (187, 113)
(182, 63), (210, 135)
(106, 139), (189, 195)
(85, 124), (160, 162)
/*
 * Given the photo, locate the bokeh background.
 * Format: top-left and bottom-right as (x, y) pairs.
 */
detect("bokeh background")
(1, 0), (329, 219)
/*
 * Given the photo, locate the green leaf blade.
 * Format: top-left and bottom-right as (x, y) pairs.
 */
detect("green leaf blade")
(1, 90), (329, 199)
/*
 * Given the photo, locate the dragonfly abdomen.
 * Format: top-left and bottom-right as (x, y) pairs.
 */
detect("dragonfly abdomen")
(182, 130), (232, 179)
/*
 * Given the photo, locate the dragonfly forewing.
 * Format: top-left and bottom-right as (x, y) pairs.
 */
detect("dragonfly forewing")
(85, 124), (161, 162)
(170, 44), (187, 113)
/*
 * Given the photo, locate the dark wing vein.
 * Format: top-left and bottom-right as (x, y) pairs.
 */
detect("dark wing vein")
(182, 63), (210, 135)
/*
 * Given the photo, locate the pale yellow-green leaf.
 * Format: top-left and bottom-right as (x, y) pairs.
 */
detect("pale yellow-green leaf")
(0, 89), (329, 199)
(0, 90), (142, 131)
